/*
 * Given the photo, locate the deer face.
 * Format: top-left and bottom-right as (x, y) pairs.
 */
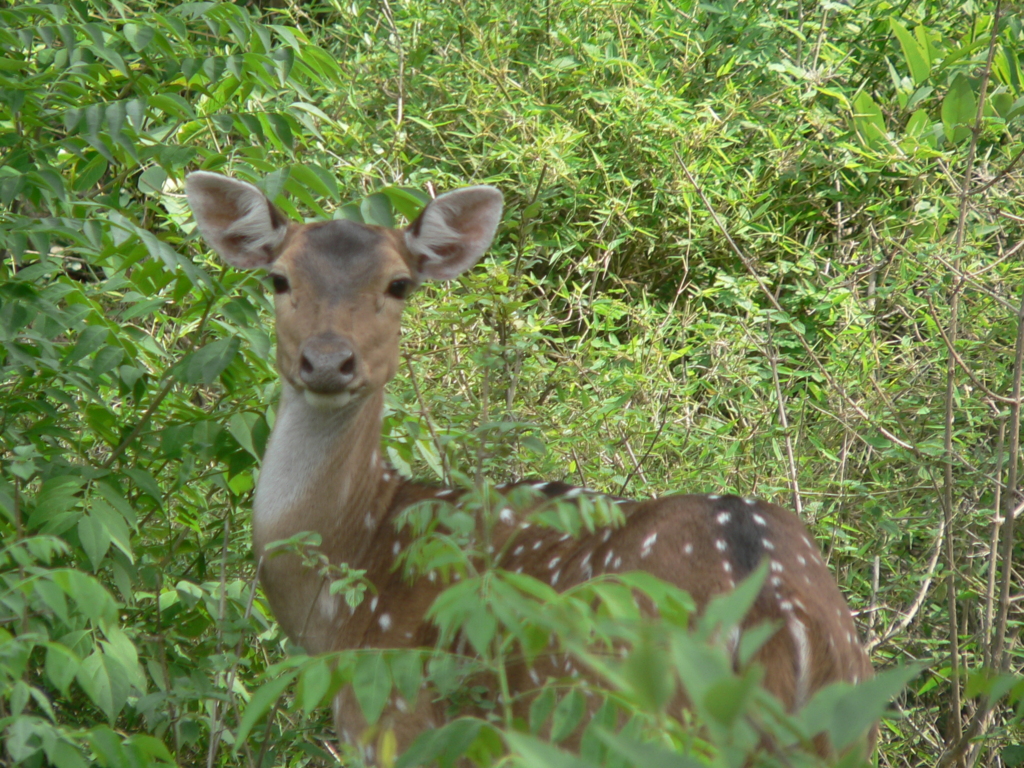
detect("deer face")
(184, 172), (503, 410)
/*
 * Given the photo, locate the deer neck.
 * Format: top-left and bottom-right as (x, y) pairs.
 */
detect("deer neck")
(253, 382), (389, 649)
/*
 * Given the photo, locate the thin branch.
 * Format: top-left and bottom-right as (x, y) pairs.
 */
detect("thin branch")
(404, 354), (451, 485)
(767, 333), (803, 516)
(865, 514), (945, 652)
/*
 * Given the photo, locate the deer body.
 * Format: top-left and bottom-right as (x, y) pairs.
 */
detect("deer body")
(185, 172), (873, 759)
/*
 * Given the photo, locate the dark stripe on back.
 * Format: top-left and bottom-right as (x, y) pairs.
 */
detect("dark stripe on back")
(716, 495), (765, 577)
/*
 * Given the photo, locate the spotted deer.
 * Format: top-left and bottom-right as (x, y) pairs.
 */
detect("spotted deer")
(184, 171), (873, 760)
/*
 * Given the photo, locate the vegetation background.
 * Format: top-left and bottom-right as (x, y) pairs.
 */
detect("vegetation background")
(1, 0), (1023, 766)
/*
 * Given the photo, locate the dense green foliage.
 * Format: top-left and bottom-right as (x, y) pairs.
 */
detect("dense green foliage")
(2, 0), (1024, 766)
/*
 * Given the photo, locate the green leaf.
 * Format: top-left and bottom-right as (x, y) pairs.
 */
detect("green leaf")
(122, 23), (154, 53)
(550, 688), (586, 743)
(353, 652), (392, 725)
(504, 732), (594, 768)
(464, 605), (497, 655)
(852, 91), (887, 148)
(179, 337), (241, 384)
(595, 729), (707, 768)
(298, 658), (332, 715)
(361, 192), (395, 227)
(77, 648), (130, 723)
(395, 718), (484, 768)
(798, 665), (920, 751)
(390, 651), (423, 705)
(380, 186), (429, 220)
(890, 19), (930, 86)
(235, 670), (299, 744)
(78, 514), (111, 571)
(1003, 745), (1024, 768)
(621, 633), (674, 712)
(44, 642), (79, 696)
(529, 686), (556, 733)
(942, 74), (977, 143)
(702, 666), (760, 726)
(138, 166), (167, 196)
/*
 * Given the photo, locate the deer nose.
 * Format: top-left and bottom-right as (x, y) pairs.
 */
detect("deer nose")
(298, 334), (358, 394)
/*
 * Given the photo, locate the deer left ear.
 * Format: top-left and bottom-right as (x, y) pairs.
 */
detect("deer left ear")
(405, 186), (503, 281)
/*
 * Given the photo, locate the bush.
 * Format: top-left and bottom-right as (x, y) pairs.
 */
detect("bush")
(1, 0), (1022, 766)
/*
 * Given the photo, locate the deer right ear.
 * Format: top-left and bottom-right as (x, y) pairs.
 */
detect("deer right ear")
(185, 172), (291, 269)
(405, 186), (503, 281)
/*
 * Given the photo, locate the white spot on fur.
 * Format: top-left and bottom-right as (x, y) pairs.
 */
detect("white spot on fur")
(551, 570), (560, 585)
(780, 600), (793, 612)
(514, 545), (525, 555)
(744, 497), (756, 505)
(529, 669), (540, 685)
(532, 540), (543, 550)
(499, 507), (515, 523)
(771, 560), (784, 572)
(684, 543), (693, 555)
(437, 489), (455, 498)
(602, 529), (612, 542)
(364, 512), (375, 529)
(640, 533), (657, 558)
(604, 550), (615, 567)
(548, 557), (561, 569)
(370, 597), (378, 613)
(723, 561), (733, 573)
(716, 512), (731, 525)
(762, 538), (774, 550)
(708, 494), (720, 500)
(379, 613), (392, 631)
(715, 539), (727, 552)
(318, 590), (338, 622)
(797, 554), (807, 566)
(752, 513), (767, 526)
(392, 541), (401, 555)
(613, 556), (622, 569)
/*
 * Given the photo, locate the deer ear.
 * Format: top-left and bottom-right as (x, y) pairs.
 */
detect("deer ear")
(185, 171), (291, 269)
(405, 186), (503, 281)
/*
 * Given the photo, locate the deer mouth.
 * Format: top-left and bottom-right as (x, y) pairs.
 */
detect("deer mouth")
(302, 387), (363, 410)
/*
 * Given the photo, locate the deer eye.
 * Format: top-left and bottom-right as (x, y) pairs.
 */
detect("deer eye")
(387, 278), (412, 300)
(268, 274), (290, 294)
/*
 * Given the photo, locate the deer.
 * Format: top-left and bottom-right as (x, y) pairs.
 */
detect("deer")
(184, 171), (874, 762)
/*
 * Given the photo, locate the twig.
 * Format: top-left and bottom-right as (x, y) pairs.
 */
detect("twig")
(983, 420), (1006, 668)
(379, 0), (404, 128)
(513, 165), (548, 278)
(991, 286), (1024, 671)
(767, 333), (803, 516)
(971, 144), (1024, 196)
(618, 407), (668, 496)
(866, 514), (945, 652)
(405, 354), (451, 484)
